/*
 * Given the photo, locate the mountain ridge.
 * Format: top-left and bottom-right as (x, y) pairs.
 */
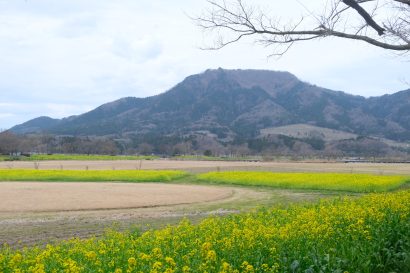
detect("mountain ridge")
(11, 68), (410, 143)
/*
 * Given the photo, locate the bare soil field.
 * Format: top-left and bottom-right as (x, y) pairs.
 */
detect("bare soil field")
(0, 182), (233, 213)
(0, 182), (331, 247)
(0, 159), (409, 175)
(0, 182), (235, 246)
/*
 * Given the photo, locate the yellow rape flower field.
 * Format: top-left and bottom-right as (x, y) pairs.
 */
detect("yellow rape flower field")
(197, 171), (409, 192)
(0, 190), (409, 272)
(1, 169), (409, 272)
(0, 169), (187, 182)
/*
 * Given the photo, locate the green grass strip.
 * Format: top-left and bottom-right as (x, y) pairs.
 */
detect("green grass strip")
(0, 169), (187, 182)
(23, 154), (158, 161)
(197, 171), (409, 192)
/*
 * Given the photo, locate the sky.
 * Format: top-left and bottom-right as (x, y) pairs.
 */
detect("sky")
(0, 0), (409, 129)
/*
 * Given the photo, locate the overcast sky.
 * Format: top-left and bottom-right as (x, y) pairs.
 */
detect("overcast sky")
(0, 0), (409, 129)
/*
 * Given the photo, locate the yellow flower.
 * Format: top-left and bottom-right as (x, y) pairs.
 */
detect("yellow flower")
(128, 257), (137, 267)
(63, 258), (82, 273)
(9, 253), (23, 267)
(85, 251), (97, 261)
(241, 261), (255, 273)
(206, 250), (217, 261)
(202, 242), (212, 252)
(152, 261), (162, 270)
(31, 263), (46, 273)
(165, 256), (176, 268)
(140, 253), (151, 261)
(151, 248), (162, 259)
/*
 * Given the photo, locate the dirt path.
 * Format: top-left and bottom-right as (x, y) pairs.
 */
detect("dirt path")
(0, 160), (409, 174)
(0, 182), (233, 213)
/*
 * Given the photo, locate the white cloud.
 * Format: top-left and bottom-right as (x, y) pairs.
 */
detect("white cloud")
(0, 0), (408, 129)
(0, 113), (14, 118)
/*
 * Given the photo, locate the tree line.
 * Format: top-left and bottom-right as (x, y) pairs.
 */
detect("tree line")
(1, 130), (409, 160)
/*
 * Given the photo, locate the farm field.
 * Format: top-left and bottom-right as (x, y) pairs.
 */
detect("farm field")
(0, 169), (407, 192)
(1, 190), (409, 272)
(0, 169), (187, 182)
(0, 168), (345, 247)
(1, 159), (410, 175)
(0, 182), (233, 213)
(197, 171), (409, 192)
(0, 164), (409, 272)
(0, 183), (326, 247)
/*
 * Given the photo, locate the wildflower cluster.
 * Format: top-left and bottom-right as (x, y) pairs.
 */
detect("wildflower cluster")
(1, 190), (409, 272)
(197, 171), (409, 192)
(0, 170), (187, 182)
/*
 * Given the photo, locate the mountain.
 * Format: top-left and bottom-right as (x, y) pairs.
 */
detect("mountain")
(11, 116), (61, 134)
(11, 68), (410, 143)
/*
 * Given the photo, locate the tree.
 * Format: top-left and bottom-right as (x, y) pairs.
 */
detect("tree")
(0, 131), (20, 155)
(195, 0), (410, 55)
(137, 143), (154, 155)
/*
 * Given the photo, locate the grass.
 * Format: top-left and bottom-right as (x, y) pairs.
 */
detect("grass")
(1, 154), (159, 161)
(1, 190), (409, 273)
(0, 169), (187, 182)
(173, 155), (260, 161)
(197, 171), (410, 192)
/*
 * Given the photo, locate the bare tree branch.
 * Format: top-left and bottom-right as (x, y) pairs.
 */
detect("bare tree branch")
(342, 0), (385, 35)
(194, 0), (410, 55)
(394, 0), (410, 6)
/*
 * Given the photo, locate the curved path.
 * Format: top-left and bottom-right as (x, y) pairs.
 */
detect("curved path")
(0, 182), (233, 213)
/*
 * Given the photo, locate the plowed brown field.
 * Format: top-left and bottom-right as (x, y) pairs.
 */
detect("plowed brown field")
(0, 182), (233, 213)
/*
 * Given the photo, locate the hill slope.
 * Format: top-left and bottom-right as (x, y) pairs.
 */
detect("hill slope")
(11, 68), (410, 143)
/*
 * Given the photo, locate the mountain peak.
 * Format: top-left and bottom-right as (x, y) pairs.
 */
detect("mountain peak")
(9, 69), (410, 142)
(197, 68), (299, 97)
